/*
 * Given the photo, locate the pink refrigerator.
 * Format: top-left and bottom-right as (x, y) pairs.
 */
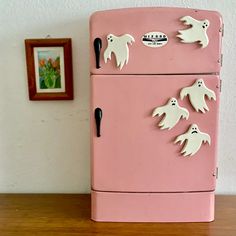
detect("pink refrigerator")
(90, 7), (223, 222)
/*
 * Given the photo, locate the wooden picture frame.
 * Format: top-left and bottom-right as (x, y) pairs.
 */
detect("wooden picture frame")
(25, 38), (73, 100)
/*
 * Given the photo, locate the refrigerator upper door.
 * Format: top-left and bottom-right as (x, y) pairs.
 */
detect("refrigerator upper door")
(91, 75), (220, 192)
(90, 7), (223, 75)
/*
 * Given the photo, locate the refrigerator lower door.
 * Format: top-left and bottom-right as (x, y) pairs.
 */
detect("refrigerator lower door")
(91, 75), (220, 222)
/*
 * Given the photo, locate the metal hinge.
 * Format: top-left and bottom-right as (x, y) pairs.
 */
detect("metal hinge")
(221, 54), (223, 67)
(213, 167), (218, 179)
(219, 24), (224, 37)
(216, 80), (222, 92)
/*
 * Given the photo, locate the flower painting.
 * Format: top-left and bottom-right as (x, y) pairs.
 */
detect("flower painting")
(25, 38), (73, 100)
(34, 47), (65, 93)
(38, 50), (61, 89)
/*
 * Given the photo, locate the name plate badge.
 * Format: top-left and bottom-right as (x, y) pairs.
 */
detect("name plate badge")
(142, 31), (168, 48)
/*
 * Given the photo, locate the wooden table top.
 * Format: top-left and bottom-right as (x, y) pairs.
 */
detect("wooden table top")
(0, 194), (235, 236)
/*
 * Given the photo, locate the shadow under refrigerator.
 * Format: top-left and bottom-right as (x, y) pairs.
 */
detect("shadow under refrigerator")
(90, 7), (223, 222)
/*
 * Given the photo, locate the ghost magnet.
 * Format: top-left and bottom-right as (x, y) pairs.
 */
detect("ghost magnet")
(175, 124), (211, 157)
(152, 98), (189, 130)
(104, 34), (135, 70)
(177, 16), (210, 48)
(180, 79), (216, 113)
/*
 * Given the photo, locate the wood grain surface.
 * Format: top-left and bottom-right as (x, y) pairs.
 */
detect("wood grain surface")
(0, 194), (235, 236)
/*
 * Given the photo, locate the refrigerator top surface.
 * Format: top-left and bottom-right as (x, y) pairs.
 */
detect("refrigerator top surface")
(90, 7), (223, 75)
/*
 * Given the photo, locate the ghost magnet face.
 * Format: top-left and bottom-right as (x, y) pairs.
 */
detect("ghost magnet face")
(191, 125), (198, 134)
(170, 98), (177, 106)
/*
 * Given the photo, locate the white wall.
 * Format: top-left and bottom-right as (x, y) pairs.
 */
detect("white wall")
(0, 0), (235, 193)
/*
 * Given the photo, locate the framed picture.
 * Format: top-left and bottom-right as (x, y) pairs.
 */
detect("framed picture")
(25, 38), (73, 100)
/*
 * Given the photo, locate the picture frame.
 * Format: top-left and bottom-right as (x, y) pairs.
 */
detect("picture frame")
(25, 38), (73, 100)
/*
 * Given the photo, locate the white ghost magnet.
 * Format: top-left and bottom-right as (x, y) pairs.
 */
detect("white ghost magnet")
(177, 16), (210, 48)
(180, 79), (216, 113)
(175, 124), (211, 157)
(152, 98), (189, 130)
(104, 34), (135, 70)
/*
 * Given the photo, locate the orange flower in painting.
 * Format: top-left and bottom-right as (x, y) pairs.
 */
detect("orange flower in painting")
(39, 59), (45, 67)
(52, 60), (59, 68)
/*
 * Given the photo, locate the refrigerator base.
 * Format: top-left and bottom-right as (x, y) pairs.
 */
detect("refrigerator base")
(91, 190), (215, 222)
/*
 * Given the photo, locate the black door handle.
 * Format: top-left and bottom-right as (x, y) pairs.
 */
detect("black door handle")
(95, 108), (102, 137)
(94, 38), (102, 69)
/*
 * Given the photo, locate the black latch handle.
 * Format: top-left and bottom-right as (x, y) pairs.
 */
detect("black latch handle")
(94, 38), (102, 69)
(95, 108), (102, 137)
